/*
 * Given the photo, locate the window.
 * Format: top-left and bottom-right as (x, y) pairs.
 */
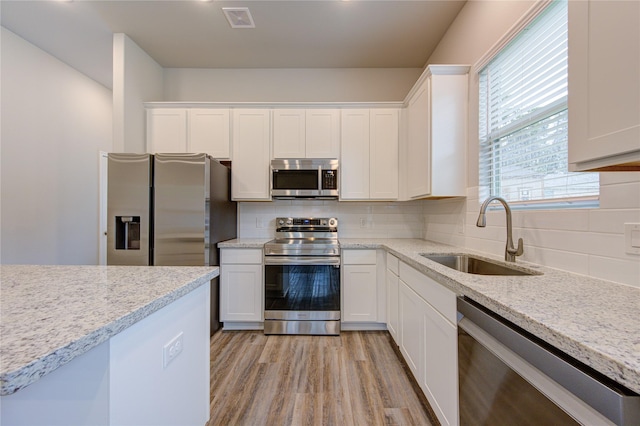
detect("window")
(478, 0), (598, 207)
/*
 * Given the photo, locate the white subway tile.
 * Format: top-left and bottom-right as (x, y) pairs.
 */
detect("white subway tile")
(523, 246), (590, 275)
(589, 209), (640, 234)
(588, 255), (640, 288)
(599, 181), (640, 209)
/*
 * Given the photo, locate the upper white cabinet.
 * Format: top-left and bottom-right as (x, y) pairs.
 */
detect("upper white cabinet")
(146, 108), (187, 154)
(188, 109), (231, 159)
(232, 109), (271, 201)
(146, 108), (230, 159)
(568, 0), (640, 171)
(403, 65), (469, 199)
(341, 108), (399, 200)
(272, 109), (340, 159)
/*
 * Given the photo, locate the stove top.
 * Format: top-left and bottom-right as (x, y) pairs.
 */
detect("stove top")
(264, 217), (339, 256)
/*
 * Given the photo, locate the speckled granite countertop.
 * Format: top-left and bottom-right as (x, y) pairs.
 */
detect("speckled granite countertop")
(218, 238), (270, 248)
(220, 237), (640, 394)
(0, 265), (218, 396)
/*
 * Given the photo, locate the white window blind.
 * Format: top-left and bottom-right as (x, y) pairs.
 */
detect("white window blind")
(479, 0), (598, 205)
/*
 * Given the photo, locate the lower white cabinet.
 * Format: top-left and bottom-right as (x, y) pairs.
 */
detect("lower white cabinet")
(396, 260), (458, 426)
(386, 253), (400, 343)
(342, 249), (378, 323)
(220, 248), (263, 323)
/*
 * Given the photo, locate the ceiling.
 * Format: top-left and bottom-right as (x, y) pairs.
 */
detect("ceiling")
(1, 0), (466, 89)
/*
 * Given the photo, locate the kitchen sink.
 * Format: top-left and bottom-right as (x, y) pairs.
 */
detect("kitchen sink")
(421, 254), (542, 276)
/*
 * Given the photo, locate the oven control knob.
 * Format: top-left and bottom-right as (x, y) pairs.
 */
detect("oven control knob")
(278, 219), (285, 226)
(329, 218), (336, 226)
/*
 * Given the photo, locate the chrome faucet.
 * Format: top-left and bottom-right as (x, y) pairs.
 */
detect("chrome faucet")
(476, 196), (524, 262)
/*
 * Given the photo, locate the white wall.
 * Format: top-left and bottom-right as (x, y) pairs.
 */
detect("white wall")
(422, 1), (640, 288)
(163, 68), (422, 103)
(0, 27), (112, 265)
(112, 34), (164, 153)
(238, 200), (425, 239)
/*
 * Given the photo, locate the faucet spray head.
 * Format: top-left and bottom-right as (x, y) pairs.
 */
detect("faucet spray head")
(476, 213), (486, 227)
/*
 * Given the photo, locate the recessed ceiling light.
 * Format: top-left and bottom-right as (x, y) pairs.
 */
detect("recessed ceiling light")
(222, 7), (255, 29)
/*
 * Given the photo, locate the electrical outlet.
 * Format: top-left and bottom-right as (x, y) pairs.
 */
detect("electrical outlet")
(163, 332), (184, 368)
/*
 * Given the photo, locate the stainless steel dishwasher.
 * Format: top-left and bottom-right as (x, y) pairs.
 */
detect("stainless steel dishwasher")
(457, 297), (640, 425)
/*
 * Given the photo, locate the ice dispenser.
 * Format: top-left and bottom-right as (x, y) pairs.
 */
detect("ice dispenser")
(115, 216), (141, 250)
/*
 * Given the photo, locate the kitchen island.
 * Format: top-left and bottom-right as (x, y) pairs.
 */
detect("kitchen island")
(0, 265), (217, 425)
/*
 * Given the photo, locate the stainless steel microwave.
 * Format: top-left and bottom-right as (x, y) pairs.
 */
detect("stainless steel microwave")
(271, 159), (339, 199)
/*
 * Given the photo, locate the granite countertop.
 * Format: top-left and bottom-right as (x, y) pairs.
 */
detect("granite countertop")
(218, 238), (270, 248)
(0, 265), (218, 396)
(221, 237), (640, 394)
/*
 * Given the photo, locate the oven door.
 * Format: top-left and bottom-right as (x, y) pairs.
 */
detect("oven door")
(264, 256), (340, 321)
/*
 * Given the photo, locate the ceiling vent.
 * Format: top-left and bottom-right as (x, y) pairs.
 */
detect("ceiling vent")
(222, 7), (255, 29)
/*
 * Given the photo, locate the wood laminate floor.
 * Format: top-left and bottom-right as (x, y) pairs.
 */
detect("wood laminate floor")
(207, 330), (435, 426)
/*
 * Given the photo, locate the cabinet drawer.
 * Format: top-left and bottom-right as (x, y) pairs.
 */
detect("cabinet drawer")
(221, 248), (262, 264)
(387, 253), (399, 275)
(399, 261), (456, 324)
(342, 249), (377, 265)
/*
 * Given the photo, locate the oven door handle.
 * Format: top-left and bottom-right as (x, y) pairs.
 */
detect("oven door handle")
(264, 256), (341, 266)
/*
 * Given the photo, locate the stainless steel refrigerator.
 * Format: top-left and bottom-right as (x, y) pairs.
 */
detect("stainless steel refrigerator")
(107, 153), (237, 335)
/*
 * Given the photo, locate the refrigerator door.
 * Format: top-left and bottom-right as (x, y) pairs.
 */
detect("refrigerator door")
(107, 153), (152, 265)
(154, 153), (209, 266)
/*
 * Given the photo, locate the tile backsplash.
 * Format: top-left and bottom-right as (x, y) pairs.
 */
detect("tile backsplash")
(237, 173), (640, 288)
(238, 199), (425, 239)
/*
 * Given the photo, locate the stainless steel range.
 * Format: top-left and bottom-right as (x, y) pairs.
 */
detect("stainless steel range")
(263, 217), (340, 335)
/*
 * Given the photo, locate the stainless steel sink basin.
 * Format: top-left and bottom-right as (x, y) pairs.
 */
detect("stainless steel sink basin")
(421, 254), (542, 276)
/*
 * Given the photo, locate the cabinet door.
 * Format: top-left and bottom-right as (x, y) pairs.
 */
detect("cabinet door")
(423, 303), (458, 426)
(147, 109), (187, 153)
(306, 109), (340, 158)
(189, 108), (230, 159)
(386, 267), (399, 343)
(406, 79), (431, 198)
(342, 264), (377, 322)
(568, 0), (640, 170)
(232, 109), (271, 200)
(340, 109), (370, 200)
(273, 109), (306, 158)
(220, 264), (263, 322)
(398, 280), (426, 382)
(370, 109), (399, 200)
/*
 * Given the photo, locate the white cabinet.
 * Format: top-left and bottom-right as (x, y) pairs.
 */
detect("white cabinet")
(403, 65), (468, 199)
(272, 109), (340, 159)
(386, 253), (400, 343)
(188, 108), (231, 159)
(342, 249), (378, 324)
(568, 0), (640, 171)
(341, 109), (399, 200)
(146, 108), (230, 159)
(272, 109), (305, 158)
(220, 248), (263, 324)
(340, 109), (370, 199)
(231, 109), (271, 201)
(397, 260), (458, 425)
(146, 108), (187, 153)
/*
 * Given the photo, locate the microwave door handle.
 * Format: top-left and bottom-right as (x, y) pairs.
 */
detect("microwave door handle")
(318, 165), (322, 192)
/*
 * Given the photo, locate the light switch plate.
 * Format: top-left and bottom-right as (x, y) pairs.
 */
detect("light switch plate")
(624, 223), (640, 255)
